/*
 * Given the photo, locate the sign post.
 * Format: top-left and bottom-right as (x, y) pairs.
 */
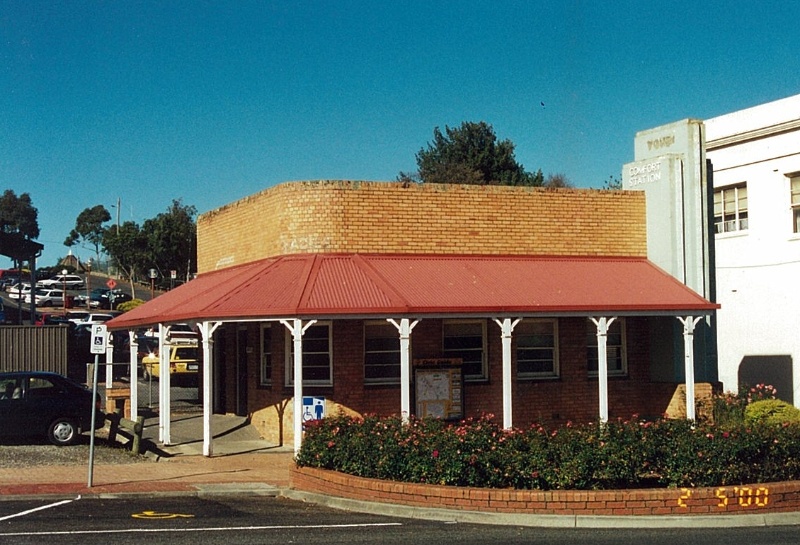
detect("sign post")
(106, 279), (117, 309)
(149, 268), (158, 301)
(88, 324), (108, 487)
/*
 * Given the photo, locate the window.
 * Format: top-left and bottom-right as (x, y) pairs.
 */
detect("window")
(443, 320), (486, 381)
(516, 319), (558, 379)
(0, 378), (21, 400)
(587, 318), (627, 376)
(27, 377), (59, 398)
(285, 322), (332, 386)
(791, 175), (800, 234)
(364, 321), (401, 384)
(714, 183), (748, 234)
(260, 324), (272, 386)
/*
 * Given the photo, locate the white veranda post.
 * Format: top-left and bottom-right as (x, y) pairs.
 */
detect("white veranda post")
(387, 318), (419, 423)
(678, 316), (702, 421)
(493, 318), (521, 430)
(128, 330), (138, 422)
(105, 332), (114, 388)
(199, 321), (221, 457)
(281, 319), (317, 454)
(158, 324), (172, 445)
(590, 317), (616, 424)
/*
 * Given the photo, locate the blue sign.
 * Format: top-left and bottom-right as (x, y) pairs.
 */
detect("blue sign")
(302, 396), (325, 422)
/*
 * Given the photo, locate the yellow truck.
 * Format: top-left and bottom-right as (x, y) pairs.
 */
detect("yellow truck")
(141, 340), (200, 380)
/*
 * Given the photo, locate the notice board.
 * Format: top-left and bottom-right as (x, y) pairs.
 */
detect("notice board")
(414, 364), (463, 420)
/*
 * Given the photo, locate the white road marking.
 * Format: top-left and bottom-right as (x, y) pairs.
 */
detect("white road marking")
(0, 522), (403, 536)
(0, 497), (79, 522)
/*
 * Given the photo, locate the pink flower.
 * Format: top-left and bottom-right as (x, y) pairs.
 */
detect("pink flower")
(432, 450), (439, 459)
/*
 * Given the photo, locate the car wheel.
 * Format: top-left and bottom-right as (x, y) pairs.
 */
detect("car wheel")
(48, 418), (79, 446)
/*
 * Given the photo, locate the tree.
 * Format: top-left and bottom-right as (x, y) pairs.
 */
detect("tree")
(402, 121), (543, 187)
(102, 220), (148, 297)
(602, 175), (623, 190)
(64, 205), (111, 263)
(0, 190), (41, 287)
(543, 173), (575, 189)
(0, 190), (39, 239)
(141, 199), (197, 287)
(99, 200), (197, 292)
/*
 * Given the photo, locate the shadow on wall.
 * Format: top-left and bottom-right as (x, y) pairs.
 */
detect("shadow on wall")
(665, 383), (714, 420)
(252, 399), (362, 447)
(739, 355), (793, 404)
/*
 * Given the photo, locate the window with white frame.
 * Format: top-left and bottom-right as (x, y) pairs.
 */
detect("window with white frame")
(364, 321), (401, 384)
(790, 175), (800, 234)
(443, 319), (486, 381)
(260, 324), (272, 386)
(516, 319), (559, 379)
(586, 318), (627, 376)
(714, 183), (748, 234)
(285, 322), (332, 386)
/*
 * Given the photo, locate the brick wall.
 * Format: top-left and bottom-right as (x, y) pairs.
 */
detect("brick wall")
(232, 316), (679, 445)
(197, 181), (646, 273)
(291, 466), (800, 516)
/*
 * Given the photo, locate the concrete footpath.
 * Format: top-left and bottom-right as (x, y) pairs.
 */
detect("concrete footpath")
(0, 412), (295, 499)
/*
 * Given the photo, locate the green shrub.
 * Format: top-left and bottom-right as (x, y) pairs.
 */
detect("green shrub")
(296, 412), (800, 491)
(745, 399), (800, 426)
(712, 383), (777, 427)
(712, 390), (746, 427)
(116, 299), (146, 313)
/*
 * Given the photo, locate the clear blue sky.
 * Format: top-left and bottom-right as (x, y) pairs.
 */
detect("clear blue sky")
(3, 1), (800, 268)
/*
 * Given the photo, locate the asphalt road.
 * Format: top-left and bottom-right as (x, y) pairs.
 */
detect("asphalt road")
(1, 495), (799, 545)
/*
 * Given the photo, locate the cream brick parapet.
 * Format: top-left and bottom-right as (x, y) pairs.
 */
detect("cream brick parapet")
(197, 180), (647, 273)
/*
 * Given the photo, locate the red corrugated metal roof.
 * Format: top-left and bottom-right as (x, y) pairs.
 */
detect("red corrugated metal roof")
(106, 254), (718, 330)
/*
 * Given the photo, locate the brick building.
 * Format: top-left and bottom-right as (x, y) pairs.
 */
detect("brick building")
(108, 181), (717, 454)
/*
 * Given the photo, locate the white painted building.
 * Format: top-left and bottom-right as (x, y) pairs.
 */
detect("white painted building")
(705, 94), (800, 404)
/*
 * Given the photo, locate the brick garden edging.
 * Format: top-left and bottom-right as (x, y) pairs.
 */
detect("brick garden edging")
(291, 466), (800, 516)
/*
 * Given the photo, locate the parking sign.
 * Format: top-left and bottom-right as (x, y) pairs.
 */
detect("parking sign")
(90, 324), (108, 354)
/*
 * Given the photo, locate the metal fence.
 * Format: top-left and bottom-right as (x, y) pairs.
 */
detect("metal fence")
(0, 325), (70, 376)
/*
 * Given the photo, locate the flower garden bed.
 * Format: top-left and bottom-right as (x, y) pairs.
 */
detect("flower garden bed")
(293, 385), (800, 517)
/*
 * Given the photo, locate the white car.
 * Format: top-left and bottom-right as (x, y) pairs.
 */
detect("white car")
(7, 283), (32, 299)
(25, 288), (65, 307)
(36, 274), (85, 289)
(66, 310), (90, 324)
(77, 313), (115, 324)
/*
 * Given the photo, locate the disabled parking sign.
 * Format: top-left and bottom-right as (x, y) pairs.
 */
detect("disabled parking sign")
(302, 396), (325, 422)
(90, 324), (108, 354)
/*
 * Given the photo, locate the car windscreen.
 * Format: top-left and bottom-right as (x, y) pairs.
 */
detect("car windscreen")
(175, 347), (199, 360)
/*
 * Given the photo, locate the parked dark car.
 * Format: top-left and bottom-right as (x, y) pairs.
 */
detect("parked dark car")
(73, 287), (109, 307)
(89, 289), (132, 310)
(0, 371), (103, 446)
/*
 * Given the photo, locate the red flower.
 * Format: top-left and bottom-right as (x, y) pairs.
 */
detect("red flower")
(432, 450), (439, 458)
